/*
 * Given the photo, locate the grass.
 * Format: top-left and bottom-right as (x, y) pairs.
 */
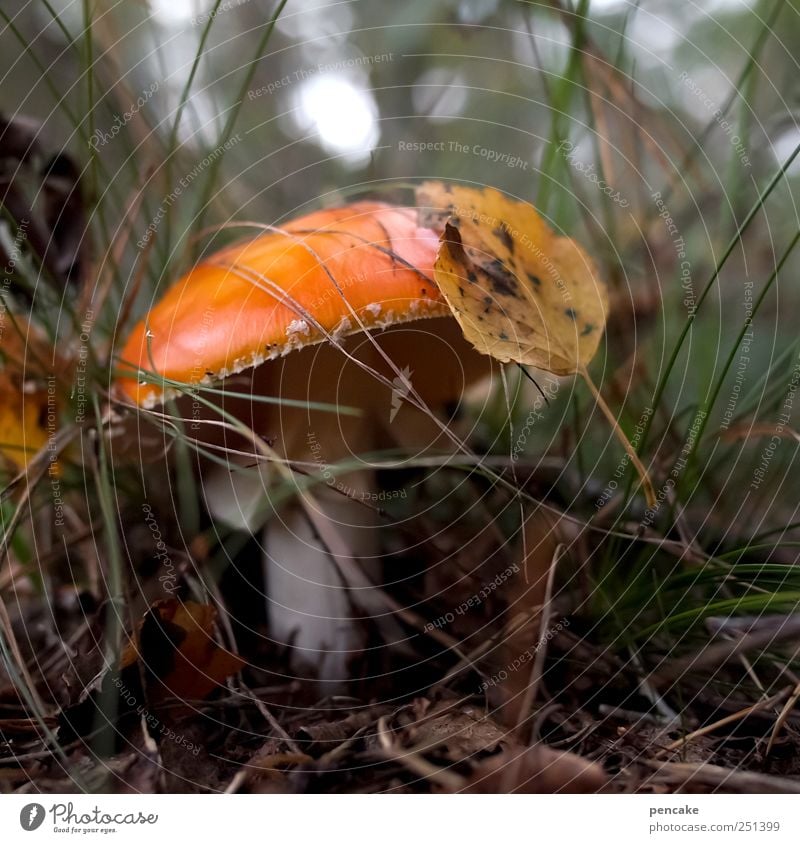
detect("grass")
(1, 0), (799, 793)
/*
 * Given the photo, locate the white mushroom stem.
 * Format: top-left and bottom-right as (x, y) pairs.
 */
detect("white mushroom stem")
(202, 320), (494, 684)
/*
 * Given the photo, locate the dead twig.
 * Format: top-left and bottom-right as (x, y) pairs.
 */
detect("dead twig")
(642, 759), (800, 794)
(239, 683), (301, 755)
(376, 715), (465, 792)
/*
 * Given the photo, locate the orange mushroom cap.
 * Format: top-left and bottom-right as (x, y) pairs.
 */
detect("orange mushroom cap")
(118, 201), (450, 407)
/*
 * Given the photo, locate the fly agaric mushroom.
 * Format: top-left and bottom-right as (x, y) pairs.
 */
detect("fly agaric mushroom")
(119, 202), (452, 408)
(116, 183), (609, 682)
(117, 198), (497, 681)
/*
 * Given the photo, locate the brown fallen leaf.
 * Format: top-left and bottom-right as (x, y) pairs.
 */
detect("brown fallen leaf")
(58, 600), (243, 748)
(121, 599), (244, 704)
(297, 705), (392, 750)
(406, 702), (510, 761)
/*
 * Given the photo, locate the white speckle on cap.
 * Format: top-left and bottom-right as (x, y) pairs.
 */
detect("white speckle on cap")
(332, 317), (352, 340)
(286, 319), (311, 337)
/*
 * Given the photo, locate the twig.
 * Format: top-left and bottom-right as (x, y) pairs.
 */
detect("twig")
(225, 751), (312, 793)
(643, 759), (800, 794)
(240, 683), (301, 755)
(376, 715), (464, 792)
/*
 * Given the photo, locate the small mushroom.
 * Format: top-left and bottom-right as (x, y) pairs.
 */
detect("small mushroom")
(116, 200), (496, 683)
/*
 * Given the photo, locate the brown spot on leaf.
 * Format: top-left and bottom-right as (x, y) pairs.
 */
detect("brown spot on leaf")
(483, 258), (519, 297)
(443, 222), (467, 264)
(494, 225), (515, 253)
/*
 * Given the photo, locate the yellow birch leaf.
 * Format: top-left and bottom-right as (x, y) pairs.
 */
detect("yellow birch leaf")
(416, 181), (608, 374)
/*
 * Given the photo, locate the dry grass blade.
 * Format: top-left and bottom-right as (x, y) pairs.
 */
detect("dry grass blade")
(653, 687), (791, 758)
(766, 680), (800, 756)
(721, 423), (800, 445)
(514, 542), (563, 736)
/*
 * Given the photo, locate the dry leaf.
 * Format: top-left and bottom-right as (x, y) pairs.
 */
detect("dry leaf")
(297, 706), (391, 749)
(0, 374), (49, 470)
(58, 600), (242, 747)
(408, 704), (509, 761)
(121, 599), (243, 703)
(417, 181), (608, 374)
(0, 324), (56, 471)
(416, 183), (652, 503)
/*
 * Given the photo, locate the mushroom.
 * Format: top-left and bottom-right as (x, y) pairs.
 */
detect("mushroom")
(117, 198), (496, 682)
